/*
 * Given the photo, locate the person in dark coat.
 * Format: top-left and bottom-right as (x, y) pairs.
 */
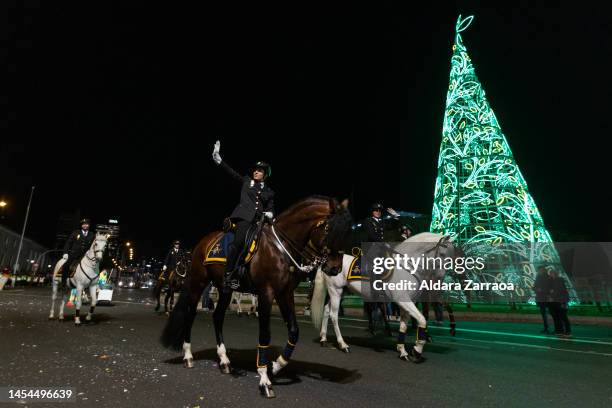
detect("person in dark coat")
(533, 266), (553, 334)
(364, 203), (385, 242)
(161, 240), (185, 277)
(549, 270), (571, 337)
(212, 140), (275, 291)
(61, 218), (95, 287)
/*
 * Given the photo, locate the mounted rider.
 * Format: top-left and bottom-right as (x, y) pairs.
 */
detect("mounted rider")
(161, 240), (186, 280)
(61, 218), (95, 288)
(212, 140), (275, 292)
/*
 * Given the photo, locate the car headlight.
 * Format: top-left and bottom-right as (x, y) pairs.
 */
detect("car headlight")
(118, 281), (123, 286)
(129, 282), (134, 287)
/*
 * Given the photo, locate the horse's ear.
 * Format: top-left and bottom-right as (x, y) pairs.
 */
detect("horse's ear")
(106, 233), (111, 239)
(339, 198), (349, 210)
(328, 198), (337, 214)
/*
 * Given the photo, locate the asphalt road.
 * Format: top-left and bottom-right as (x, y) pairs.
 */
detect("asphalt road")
(1, 287), (611, 408)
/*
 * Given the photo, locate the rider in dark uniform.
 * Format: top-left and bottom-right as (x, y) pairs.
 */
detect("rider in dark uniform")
(212, 140), (275, 291)
(61, 218), (95, 288)
(364, 203), (385, 242)
(161, 240), (185, 279)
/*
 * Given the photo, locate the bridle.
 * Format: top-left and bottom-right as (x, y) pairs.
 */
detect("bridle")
(76, 237), (107, 283)
(270, 215), (335, 273)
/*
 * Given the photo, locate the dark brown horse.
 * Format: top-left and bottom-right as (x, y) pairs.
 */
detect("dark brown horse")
(153, 257), (189, 315)
(161, 196), (351, 398)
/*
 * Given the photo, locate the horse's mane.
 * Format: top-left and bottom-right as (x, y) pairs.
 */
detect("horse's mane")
(276, 195), (333, 220)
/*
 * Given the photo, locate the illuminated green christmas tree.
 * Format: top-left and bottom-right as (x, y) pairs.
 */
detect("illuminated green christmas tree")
(430, 15), (576, 301)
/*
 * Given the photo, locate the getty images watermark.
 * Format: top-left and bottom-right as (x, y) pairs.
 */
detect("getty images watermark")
(359, 241), (533, 303)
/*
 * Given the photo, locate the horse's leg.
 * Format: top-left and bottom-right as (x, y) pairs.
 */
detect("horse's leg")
(380, 302), (392, 336)
(271, 290), (298, 378)
(164, 286), (171, 314)
(320, 301), (330, 346)
(235, 292), (242, 316)
(86, 284), (97, 322)
(153, 280), (161, 312)
(365, 303), (375, 334)
(168, 283), (174, 312)
(327, 286), (349, 352)
(446, 302), (456, 336)
(74, 285), (84, 326)
(49, 277), (58, 319)
(58, 286), (67, 321)
(256, 290), (275, 398)
(397, 301), (427, 363)
(213, 290), (234, 374)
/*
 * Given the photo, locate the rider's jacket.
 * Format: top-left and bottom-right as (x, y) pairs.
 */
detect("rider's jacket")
(220, 161), (275, 223)
(364, 217), (384, 242)
(63, 229), (95, 258)
(164, 248), (186, 270)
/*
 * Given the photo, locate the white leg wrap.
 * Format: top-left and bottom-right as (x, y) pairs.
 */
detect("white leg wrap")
(338, 339), (349, 350)
(399, 319), (408, 334)
(183, 342), (193, 360)
(414, 342), (424, 354)
(258, 367), (271, 386)
(397, 344), (408, 358)
(217, 344), (230, 366)
(272, 356), (288, 375)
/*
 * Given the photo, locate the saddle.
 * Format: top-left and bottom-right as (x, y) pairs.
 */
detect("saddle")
(204, 224), (262, 266)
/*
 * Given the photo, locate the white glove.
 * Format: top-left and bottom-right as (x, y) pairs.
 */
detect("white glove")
(387, 207), (400, 219)
(264, 211), (274, 220)
(212, 140), (222, 165)
(162, 265), (167, 271)
(62, 254), (69, 260)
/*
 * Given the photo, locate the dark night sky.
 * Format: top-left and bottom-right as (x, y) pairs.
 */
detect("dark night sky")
(2, 1), (611, 256)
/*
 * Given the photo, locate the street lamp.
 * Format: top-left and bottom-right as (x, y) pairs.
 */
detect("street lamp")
(0, 200), (7, 208)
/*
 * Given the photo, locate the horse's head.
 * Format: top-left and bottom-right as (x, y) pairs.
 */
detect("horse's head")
(92, 232), (110, 261)
(397, 232), (462, 282)
(309, 198), (352, 256)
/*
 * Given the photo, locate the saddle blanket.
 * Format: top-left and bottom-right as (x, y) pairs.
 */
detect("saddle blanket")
(347, 256), (367, 280)
(203, 232), (258, 265)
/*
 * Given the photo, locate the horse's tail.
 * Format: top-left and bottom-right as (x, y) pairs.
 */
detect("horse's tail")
(160, 287), (191, 351)
(310, 268), (327, 330)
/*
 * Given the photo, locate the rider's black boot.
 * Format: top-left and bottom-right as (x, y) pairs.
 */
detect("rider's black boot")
(223, 269), (239, 293)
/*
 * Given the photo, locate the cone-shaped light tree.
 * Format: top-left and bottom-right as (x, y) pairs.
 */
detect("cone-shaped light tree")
(430, 16), (575, 301)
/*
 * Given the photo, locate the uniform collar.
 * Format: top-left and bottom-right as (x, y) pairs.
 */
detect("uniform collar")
(250, 180), (264, 188)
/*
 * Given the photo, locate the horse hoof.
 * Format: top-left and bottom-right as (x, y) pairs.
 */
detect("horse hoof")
(85, 316), (92, 322)
(219, 363), (231, 374)
(58, 316), (64, 321)
(407, 348), (426, 364)
(259, 384), (276, 399)
(399, 354), (409, 362)
(320, 341), (328, 348)
(342, 347), (351, 354)
(165, 312), (170, 317)
(184, 358), (194, 369)
(450, 328), (456, 337)
(48, 316), (54, 320)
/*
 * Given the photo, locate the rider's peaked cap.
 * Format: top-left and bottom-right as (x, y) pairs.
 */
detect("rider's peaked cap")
(173, 240), (180, 245)
(80, 218), (91, 225)
(371, 203), (384, 211)
(253, 161), (271, 178)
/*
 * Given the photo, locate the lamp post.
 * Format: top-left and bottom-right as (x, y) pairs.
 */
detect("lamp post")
(12, 186), (35, 287)
(0, 199), (7, 220)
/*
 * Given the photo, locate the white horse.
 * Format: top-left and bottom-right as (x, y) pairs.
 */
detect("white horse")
(49, 232), (109, 325)
(311, 232), (457, 363)
(233, 292), (258, 317)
